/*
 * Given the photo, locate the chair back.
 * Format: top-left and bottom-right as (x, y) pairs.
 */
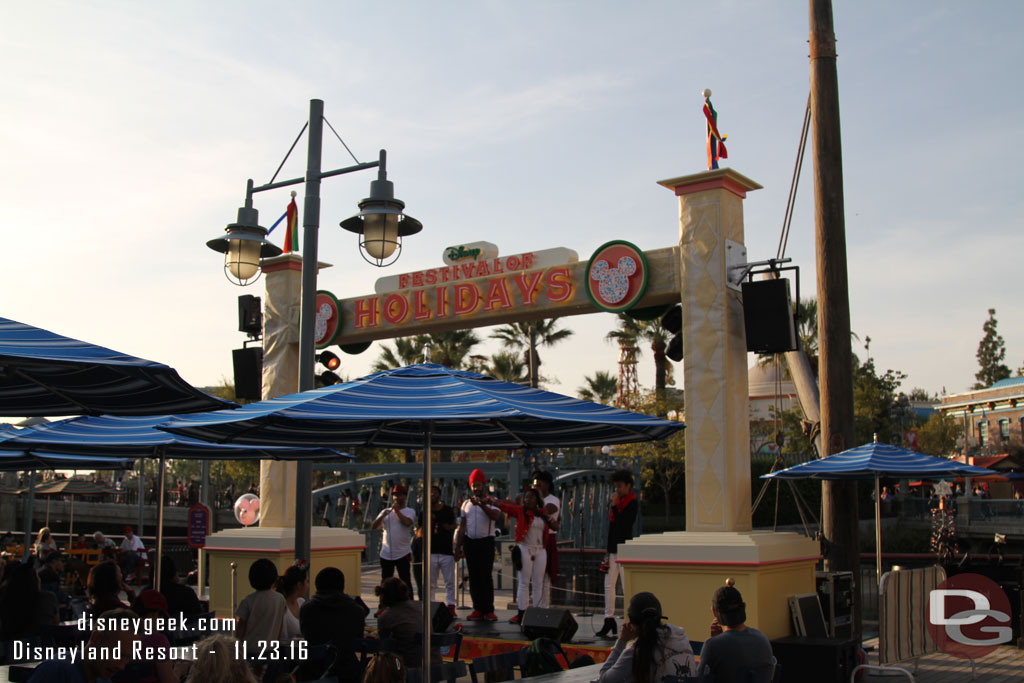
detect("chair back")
(431, 630), (463, 661)
(879, 565), (945, 665)
(405, 661), (467, 683)
(469, 650), (523, 683)
(354, 637), (397, 666)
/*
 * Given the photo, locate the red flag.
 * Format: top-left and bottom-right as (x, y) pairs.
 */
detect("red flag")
(283, 194), (299, 253)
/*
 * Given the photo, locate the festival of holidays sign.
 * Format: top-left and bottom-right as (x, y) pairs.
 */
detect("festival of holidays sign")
(322, 241), (680, 343)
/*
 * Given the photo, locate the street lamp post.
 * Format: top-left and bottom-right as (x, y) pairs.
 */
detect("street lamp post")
(208, 98), (421, 563)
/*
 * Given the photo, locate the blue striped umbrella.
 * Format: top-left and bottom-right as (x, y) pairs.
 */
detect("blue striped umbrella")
(0, 316), (236, 416)
(762, 440), (991, 583)
(159, 362), (684, 655)
(157, 363), (685, 449)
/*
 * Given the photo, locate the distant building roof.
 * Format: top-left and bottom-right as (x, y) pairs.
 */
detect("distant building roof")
(989, 376), (1024, 389)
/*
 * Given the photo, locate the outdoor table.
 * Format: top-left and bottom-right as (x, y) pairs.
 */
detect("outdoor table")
(523, 662), (603, 682)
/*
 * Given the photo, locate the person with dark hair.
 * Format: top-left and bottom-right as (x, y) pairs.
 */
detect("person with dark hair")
(87, 560), (132, 615)
(28, 607), (137, 683)
(159, 555), (201, 618)
(531, 469), (560, 608)
(420, 484), (457, 616)
(377, 576), (437, 667)
(131, 590), (185, 683)
(597, 469), (638, 638)
(371, 484), (416, 603)
(275, 562), (309, 641)
(494, 488), (552, 624)
(234, 558), (286, 654)
(597, 592), (696, 683)
(0, 561), (58, 641)
(454, 468), (500, 621)
(298, 566), (367, 681)
(699, 584), (775, 683)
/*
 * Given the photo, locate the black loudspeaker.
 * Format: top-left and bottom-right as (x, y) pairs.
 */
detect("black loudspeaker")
(232, 347), (263, 400)
(521, 608), (578, 643)
(741, 279), (798, 354)
(770, 637), (857, 683)
(431, 601), (454, 633)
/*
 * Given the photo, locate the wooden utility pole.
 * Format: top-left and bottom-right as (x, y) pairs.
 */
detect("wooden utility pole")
(809, 0), (860, 636)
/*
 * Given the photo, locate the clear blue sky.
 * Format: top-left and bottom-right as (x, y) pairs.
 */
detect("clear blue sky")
(2, 1), (1022, 401)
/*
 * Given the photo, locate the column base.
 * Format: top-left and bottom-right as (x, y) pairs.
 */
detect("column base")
(202, 526), (365, 617)
(616, 531), (820, 639)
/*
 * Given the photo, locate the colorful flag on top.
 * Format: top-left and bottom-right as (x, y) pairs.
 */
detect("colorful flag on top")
(283, 192), (299, 253)
(703, 90), (728, 170)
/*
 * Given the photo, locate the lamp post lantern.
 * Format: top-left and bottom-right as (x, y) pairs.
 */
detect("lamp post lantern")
(207, 98), (420, 564)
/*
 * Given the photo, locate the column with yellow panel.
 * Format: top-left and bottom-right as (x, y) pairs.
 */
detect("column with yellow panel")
(202, 253), (365, 617)
(616, 169), (819, 639)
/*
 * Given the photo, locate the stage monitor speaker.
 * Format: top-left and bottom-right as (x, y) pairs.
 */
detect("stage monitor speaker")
(431, 601), (454, 633)
(232, 347), (263, 400)
(770, 636), (857, 683)
(741, 279), (798, 354)
(522, 607), (578, 643)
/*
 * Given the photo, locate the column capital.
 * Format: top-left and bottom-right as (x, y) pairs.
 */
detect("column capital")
(658, 168), (762, 199)
(262, 252), (333, 274)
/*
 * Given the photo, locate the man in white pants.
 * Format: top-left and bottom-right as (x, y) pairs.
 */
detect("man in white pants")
(420, 485), (458, 616)
(597, 469), (638, 639)
(532, 470), (560, 608)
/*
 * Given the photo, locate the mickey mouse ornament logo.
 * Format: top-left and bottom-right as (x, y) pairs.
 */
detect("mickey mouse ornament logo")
(585, 241), (649, 313)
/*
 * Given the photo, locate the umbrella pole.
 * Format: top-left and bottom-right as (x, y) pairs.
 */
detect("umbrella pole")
(422, 424), (433, 678)
(46, 495), (50, 527)
(875, 477), (882, 588)
(69, 495), (74, 546)
(22, 470), (36, 562)
(155, 448), (166, 589)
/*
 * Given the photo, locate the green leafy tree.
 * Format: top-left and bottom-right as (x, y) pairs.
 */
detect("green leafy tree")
(606, 315), (672, 410)
(372, 337), (426, 371)
(577, 371), (618, 405)
(614, 391), (685, 522)
(915, 412), (960, 457)
(490, 319), (574, 387)
(486, 351), (529, 384)
(974, 308), (1012, 389)
(423, 330), (483, 369)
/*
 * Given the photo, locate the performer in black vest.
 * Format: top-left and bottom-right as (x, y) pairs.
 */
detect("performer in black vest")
(597, 469), (638, 638)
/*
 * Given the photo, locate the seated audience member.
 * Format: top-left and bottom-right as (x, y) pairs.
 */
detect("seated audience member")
(131, 590), (187, 683)
(376, 576), (439, 668)
(598, 592), (696, 683)
(159, 555), (202, 619)
(363, 651), (405, 683)
(234, 558), (286, 655)
(87, 560), (133, 615)
(0, 561), (58, 642)
(699, 584), (775, 683)
(37, 551), (72, 618)
(183, 633), (258, 683)
(27, 607), (136, 682)
(275, 562), (309, 642)
(119, 526), (147, 581)
(73, 534), (89, 550)
(299, 566), (367, 681)
(35, 527), (57, 564)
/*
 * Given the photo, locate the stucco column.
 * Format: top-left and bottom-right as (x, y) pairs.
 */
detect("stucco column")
(659, 169), (762, 532)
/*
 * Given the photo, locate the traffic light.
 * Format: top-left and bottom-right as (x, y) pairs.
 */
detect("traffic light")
(661, 304), (682, 362)
(316, 350), (341, 386)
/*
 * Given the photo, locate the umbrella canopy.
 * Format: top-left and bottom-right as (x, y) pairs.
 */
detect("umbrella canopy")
(159, 362), (684, 666)
(761, 442), (991, 481)
(23, 479), (119, 496)
(0, 423), (136, 470)
(157, 362), (685, 448)
(0, 316), (237, 416)
(0, 414), (353, 460)
(762, 441), (992, 585)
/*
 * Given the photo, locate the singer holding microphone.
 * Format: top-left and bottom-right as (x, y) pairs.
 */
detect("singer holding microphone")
(371, 484), (416, 606)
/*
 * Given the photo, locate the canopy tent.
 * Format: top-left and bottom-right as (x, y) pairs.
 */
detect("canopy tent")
(0, 316), (236, 416)
(28, 478), (121, 545)
(159, 362), (686, 667)
(0, 414), (351, 584)
(762, 440), (991, 583)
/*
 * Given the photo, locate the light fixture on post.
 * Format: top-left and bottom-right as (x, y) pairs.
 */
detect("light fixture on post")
(340, 150), (422, 267)
(206, 183), (284, 286)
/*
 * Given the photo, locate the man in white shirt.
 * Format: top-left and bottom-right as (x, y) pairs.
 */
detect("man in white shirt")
(119, 526), (146, 581)
(371, 485), (416, 603)
(454, 469), (500, 621)
(532, 470), (560, 608)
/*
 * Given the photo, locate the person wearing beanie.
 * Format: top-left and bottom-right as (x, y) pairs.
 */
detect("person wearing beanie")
(454, 468), (500, 621)
(597, 591), (696, 683)
(699, 584), (775, 683)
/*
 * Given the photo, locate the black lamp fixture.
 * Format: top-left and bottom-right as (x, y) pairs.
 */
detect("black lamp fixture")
(206, 182), (283, 286)
(340, 150), (422, 267)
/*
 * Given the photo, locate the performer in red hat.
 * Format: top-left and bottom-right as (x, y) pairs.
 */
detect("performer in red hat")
(372, 484), (416, 600)
(454, 469), (500, 621)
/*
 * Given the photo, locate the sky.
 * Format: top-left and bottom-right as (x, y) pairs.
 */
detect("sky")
(2, 1), (1023, 404)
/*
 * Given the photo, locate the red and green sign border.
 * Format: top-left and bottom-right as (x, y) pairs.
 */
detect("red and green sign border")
(584, 240), (650, 313)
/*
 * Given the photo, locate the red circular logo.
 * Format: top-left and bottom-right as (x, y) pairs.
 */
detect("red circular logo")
(584, 240), (649, 312)
(926, 572), (1013, 659)
(313, 290), (341, 348)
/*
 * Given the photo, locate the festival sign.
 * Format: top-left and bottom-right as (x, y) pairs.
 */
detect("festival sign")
(313, 290), (341, 349)
(322, 243), (681, 344)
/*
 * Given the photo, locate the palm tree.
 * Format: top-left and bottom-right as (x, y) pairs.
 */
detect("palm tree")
(607, 314), (671, 402)
(488, 351), (529, 384)
(372, 336), (426, 371)
(578, 371), (618, 405)
(424, 330), (483, 369)
(490, 319), (574, 387)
